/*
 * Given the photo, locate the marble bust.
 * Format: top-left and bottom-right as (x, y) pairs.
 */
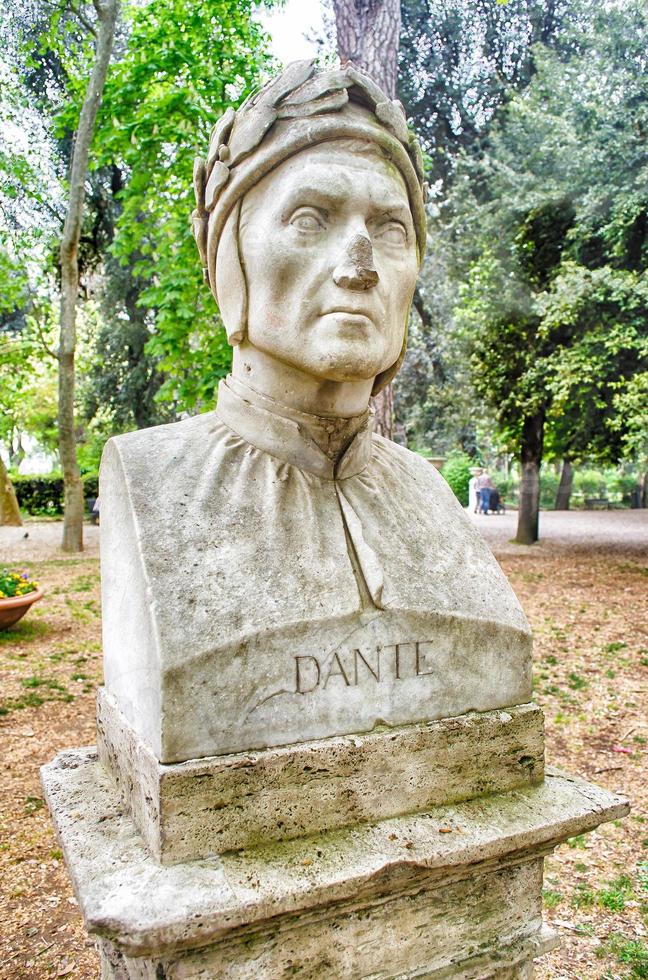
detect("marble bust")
(99, 60), (531, 765)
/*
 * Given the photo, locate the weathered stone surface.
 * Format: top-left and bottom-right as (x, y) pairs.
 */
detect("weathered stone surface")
(97, 688), (545, 862)
(96, 866), (550, 978)
(101, 405), (532, 764)
(100, 64), (532, 766)
(41, 749), (628, 965)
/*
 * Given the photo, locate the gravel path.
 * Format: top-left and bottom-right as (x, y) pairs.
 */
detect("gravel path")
(467, 508), (648, 556)
(0, 521), (100, 563)
(1, 510), (646, 564)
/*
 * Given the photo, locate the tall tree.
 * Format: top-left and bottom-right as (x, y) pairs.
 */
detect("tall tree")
(0, 456), (22, 526)
(333, 0), (401, 439)
(452, 2), (648, 540)
(398, 0), (580, 185)
(393, 0), (584, 455)
(554, 460), (573, 510)
(57, 0), (119, 551)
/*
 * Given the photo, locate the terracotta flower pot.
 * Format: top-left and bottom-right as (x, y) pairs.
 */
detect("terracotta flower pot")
(0, 587), (44, 631)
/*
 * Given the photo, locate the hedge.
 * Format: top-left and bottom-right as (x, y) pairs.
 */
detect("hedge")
(12, 473), (99, 516)
(441, 452), (473, 507)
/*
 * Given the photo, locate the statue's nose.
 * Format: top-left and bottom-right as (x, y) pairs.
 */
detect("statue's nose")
(333, 234), (379, 291)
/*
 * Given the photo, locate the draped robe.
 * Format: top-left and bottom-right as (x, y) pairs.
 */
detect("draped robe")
(100, 378), (531, 763)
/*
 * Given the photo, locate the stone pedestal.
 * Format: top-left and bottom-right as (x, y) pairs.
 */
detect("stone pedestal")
(96, 689), (546, 863)
(42, 750), (626, 979)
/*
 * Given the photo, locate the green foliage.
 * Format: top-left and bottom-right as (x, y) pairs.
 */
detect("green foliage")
(83, 0), (275, 413)
(0, 312), (58, 464)
(598, 933), (648, 979)
(0, 233), (30, 318)
(12, 473), (99, 516)
(2, 0), (275, 445)
(541, 888), (562, 908)
(398, 0), (579, 183)
(395, 2), (585, 454)
(441, 451), (473, 506)
(490, 464), (639, 509)
(448, 4), (648, 472)
(541, 266), (648, 463)
(597, 874), (634, 912)
(76, 429), (110, 475)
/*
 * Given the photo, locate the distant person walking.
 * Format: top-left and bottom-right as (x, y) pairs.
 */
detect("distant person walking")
(476, 471), (495, 514)
(468, 468), (482, 513)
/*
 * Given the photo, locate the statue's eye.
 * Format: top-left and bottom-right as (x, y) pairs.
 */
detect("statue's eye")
(290, 209), (324, 232)
(375, 222), (407, 245)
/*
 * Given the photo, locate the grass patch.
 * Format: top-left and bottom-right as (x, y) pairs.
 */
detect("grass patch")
(69, 573), (99, 592)
(23, 796), (44, 815)
(0, 685), (74, 716)
(568, 671), (588, 690)
(21, 675), (67, 691)
(65, 597), (100, 622)
(571, 883), (595, 908)
(36, 558), (90, 568)
(617, 563), (648, 578)
(597, 933), (648, 979)
(598, 874), (634, 911)
(0, 620), (48, 644)
(542, 888), (563, 907)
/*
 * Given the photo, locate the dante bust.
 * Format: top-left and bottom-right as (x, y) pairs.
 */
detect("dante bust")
(100, 61), (531, 765)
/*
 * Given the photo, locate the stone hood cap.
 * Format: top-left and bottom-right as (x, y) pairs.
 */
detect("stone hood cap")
(192, 59), (428, 394)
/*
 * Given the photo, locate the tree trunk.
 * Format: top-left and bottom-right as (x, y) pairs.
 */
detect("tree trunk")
(554, 458), (573, 510)
(515, 411), (544, 545)
(333, 0), (401, 439)
(0, 455), (22, 526)
(58, 0), (119, 552)
(333, 0), (401, 97)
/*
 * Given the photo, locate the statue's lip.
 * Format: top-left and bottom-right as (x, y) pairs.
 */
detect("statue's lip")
(322, 307), (374, 319)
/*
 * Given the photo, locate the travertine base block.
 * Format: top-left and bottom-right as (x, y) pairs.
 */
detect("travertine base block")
(42, 750), (627, 979)
(95, 878), (556, 980)
(97, 688), (544, 862)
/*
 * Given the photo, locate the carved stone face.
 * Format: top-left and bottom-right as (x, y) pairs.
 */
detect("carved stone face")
(238, 142), (419, 384)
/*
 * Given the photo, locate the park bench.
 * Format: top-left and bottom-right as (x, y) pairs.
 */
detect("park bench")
(585, 496), (611, 510)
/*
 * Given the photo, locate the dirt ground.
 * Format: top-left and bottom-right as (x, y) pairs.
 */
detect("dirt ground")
(0, 514), (646, 979)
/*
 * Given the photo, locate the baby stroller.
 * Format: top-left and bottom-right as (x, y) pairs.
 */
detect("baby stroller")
(486, 488), (505, 514)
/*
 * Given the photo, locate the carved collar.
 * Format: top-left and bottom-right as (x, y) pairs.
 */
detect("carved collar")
(216, 376), (374, 480)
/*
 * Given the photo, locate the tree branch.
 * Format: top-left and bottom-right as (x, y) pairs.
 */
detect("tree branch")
(32, 314), (59, 361)
(40, 0), (98, 37)
(37, 196), (66, 226)
(70, 2), (98, 37)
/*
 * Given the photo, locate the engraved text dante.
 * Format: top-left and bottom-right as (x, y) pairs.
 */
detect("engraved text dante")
(295, 642), (436, 694)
